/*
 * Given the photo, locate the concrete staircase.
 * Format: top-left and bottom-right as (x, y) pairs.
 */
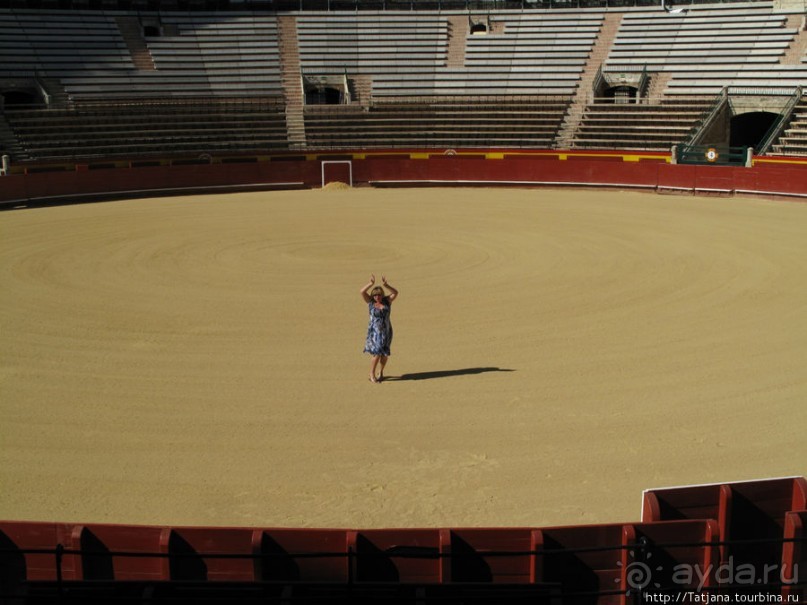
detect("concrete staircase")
(36, 77), (71, 107)
(780, 14), (807, 64)
(770, 99), (807, 155)
(555, 12), (621, 149)
(446, 15), (468, 68)
(115, 16), (156, 71)
(277, 15), (306, 150)
(645, 72), (673, 104)
(351, 75), (373, 107)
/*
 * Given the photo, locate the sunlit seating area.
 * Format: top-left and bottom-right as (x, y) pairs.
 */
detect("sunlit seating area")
(571, 99), (713, 150)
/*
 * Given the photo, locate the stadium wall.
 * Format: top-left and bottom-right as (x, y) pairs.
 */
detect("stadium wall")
(3, 151), (807, 206)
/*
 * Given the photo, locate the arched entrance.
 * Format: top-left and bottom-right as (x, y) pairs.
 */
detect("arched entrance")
(1, 90), (38, 106)
(730, 111), (778, 149)
(604, 86), (638, 104)
(305, 86), (343, 105)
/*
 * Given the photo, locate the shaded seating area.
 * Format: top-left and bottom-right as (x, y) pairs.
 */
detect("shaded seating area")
(304, 97), (572, 149)
(3, 98), (288, 160)
(370, 12), (601, 98)
(0, 9), (283, 100)
(297, 14), (449, 76)
(0, 9), (135, 81)
(141, 13), (283, 98)
(0, 9), (286, 162)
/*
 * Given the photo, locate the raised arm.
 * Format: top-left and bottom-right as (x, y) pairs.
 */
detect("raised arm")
(360, 274), (375, 303)
(382, 276), (398, 302)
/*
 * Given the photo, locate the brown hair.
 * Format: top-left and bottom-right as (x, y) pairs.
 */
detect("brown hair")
(370, 286), (385, 298)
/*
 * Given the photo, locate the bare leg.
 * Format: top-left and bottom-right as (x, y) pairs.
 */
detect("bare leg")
(378, 356), (388, 382)
(369, 356), (381, 382)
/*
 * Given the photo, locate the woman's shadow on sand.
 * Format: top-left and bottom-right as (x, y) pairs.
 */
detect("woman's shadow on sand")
(384, 367), (514, 381)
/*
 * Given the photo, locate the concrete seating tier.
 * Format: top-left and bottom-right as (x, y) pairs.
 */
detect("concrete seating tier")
(3, 99), (288, 160)
(0, 9), (134, 78)
(372, 70), (581, 97)
(572, 99), (713, 150)
(298, 11), (600, 95)
(304, 99), (571, 149)
(141, 13), (282, 98)
(0, 9), (283, 100)
(146, 14), (280, 62)
(606, 2), (795, 76)
(458, 13), (601, 91)
(663, 66), (807, 95)
(297, 14), (449, 74)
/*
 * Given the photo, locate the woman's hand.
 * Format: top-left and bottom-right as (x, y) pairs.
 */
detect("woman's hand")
(361, 274), (376, 302)
(382, 276), (399, 302)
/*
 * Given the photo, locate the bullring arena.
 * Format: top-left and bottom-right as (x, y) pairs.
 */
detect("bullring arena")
(1, 0), (807, 601)
(2, 185), (807, 530)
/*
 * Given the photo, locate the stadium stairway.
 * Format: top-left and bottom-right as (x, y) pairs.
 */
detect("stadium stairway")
(278, 15), (306, 151)
(114, 16), (157, 72)
(571, 98), (714, 151)
(770, 97), (807, 155)
(555, 12), (622, 150)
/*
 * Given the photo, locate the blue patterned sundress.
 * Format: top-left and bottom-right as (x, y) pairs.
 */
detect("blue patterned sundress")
(363, 298), (393, 356)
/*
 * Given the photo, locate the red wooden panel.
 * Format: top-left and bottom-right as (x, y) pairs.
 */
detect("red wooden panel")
(442, 528), (534, 584)
(693, 165), (736, 193)
(74, 523), (167, 581)
(0, 175), (29, 204)
(642, 484), (722, 523)
(782, 511), (805, 600)
(0, 522), (73, 581)
(354, 529), (441, 583)
(537, 523), (625, 605)
(9, 154), (807, 206)
(657, 164), (697, 192)
(164, 527), (255, 581)
(627, 520), (720, 590)
(256, 529), (349, 582)
(730, 477), (807, 528)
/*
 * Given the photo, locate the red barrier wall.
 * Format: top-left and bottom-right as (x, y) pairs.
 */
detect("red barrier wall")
(3, 154), (807, 206)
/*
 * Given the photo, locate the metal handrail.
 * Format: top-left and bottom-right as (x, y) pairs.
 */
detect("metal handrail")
(591, 64), (605, 104)
(637, 65), (650, 102)
(684, 87), (728, 147)
(756, 86), (803, 156)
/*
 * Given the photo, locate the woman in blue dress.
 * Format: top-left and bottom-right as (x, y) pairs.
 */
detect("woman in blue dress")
(361, 274), (398, 383)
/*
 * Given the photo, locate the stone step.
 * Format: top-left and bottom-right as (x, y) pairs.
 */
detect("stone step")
(115, 16), (156, 72)
(277, 15), (306, 149)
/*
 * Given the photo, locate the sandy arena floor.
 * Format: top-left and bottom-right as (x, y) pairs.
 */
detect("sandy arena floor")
(1, 187), (805, 529)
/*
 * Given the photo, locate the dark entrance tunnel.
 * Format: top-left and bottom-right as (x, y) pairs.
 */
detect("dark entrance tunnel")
(1, 90), (37, 106)
(730, 111), (778, 149)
